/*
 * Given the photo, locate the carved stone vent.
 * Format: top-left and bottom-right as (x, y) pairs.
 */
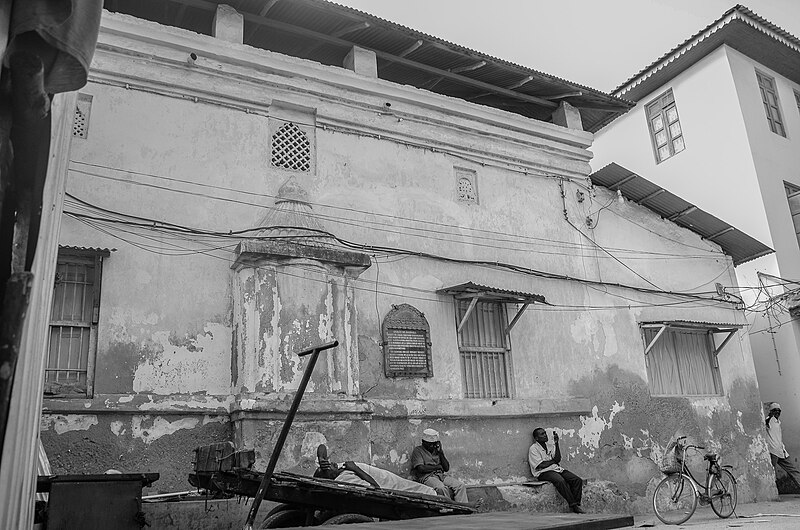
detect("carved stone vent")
(456, 168), (478, 203)
(271, 122), (311, 172)
(72, 94), (92, 139)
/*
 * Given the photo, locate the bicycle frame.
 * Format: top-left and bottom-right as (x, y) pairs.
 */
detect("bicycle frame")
(673, 442), (732, 503)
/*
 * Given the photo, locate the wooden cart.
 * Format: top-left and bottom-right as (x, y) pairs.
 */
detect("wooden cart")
(189, 468), (475, 527)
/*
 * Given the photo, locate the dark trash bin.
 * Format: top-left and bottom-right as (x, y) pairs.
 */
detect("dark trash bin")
(37, 472), (159, 530)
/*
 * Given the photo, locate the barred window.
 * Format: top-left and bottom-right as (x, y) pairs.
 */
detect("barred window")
(270, 122), (311, 172)
(456, 300), (510, 398)
(45, 248), (107, 396)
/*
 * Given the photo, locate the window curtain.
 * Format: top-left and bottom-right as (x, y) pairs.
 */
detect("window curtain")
(645, 328), (720, 396)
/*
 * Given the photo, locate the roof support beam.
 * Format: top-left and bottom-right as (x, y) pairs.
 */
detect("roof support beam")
(245, 0), (280, 40)
(668, 206), (697, 222)
(713, 329), (737, 357)
(543, 91), (583, 100)
(168, 0), (559, 109)
(450, 61), (486, 74)
(611, 173), (637, 190)
(397, 39), (424, 57)
(507, 76), (533, 89)
(456, 297), (479, 334)
(639, 189), (665, 204)
(331, 21), (371, 38)
(505, 303), (529, 335)
(707, 227), (734, 240)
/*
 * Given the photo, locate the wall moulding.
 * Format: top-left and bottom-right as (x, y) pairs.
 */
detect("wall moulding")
(96, 11), (593, 150)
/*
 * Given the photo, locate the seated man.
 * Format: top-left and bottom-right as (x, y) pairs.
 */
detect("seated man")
(314, 444), (437, 496)
(528, 428), (584, 514)
(410, 428), (470, 503)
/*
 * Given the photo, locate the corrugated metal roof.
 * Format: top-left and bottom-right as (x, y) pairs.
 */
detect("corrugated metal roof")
(641, 320), (743, 331)
(103, 0), (633, 132)
(437, 282), (547, 305)
(589, 163), (773, 266)
(59, 246), (115, 256)
(612, 4), (800, 102)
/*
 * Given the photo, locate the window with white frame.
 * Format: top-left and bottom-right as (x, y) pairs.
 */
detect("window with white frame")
(756, 70), (785, 137)
(456, 300), (511, 398)
(642, 326), (723, 397)
(646, 89), (685, 163)
(45, 248), (107, 396)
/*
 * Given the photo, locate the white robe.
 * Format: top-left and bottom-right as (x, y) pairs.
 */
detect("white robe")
(335, 463), (437, 496)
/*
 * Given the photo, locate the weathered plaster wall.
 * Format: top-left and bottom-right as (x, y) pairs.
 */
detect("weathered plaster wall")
(40, 412), (230, 492)
(42, 10), (776, 511)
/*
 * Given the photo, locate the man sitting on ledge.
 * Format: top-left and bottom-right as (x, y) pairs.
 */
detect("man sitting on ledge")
(528, 427), (585, 514)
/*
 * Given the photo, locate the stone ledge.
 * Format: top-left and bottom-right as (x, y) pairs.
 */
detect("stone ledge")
(369, 397), (591, 419)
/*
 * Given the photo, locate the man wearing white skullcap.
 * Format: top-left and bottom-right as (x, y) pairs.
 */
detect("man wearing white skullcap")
(410, 428), (470, 503)
(766, 402), (800, 489)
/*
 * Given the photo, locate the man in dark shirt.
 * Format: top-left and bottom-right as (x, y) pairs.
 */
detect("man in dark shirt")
(410, 428), (469, 502)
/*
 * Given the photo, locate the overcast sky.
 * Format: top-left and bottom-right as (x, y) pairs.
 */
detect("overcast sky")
(332, 0), (800, 93)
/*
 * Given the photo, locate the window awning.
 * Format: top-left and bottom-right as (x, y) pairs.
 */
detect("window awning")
(437, 282), (547, 335)
(640, 320), (743, 358)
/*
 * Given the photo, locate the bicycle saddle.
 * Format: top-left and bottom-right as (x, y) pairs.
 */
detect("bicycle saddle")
(704, 453), (718, 461)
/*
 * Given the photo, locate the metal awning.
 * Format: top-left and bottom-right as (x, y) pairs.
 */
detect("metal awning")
(640, 321), (743, 361)
(437, 282), (547, 335)
(589, 163), (773, 266)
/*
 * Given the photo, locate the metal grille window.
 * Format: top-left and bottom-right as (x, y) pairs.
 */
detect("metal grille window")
(643, 327), (723, 397)
(270, 122), (311, 172)
(756, 71), (785, 137)
(456, 300), (510, 398)
(646, 89), (685, 163)
(45, 249), (106, 396)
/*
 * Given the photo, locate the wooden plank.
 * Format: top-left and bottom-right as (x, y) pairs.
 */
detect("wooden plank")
(276, 511), (634, 529)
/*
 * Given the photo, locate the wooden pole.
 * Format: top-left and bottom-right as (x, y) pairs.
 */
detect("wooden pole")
(243, 340), (338, 530)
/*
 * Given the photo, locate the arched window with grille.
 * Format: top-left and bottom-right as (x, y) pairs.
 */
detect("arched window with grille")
(270, 122), (311, 172)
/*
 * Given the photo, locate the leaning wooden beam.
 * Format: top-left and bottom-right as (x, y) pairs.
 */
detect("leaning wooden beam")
(456, 297), (479, 334)
(505, 303), (529, 335)
(713, 330), (737, 356)
(169, 0), (559, 109)
(643, 325), (667, 355)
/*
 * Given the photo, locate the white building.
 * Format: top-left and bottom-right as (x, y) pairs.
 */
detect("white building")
(592, 5), (800, 483)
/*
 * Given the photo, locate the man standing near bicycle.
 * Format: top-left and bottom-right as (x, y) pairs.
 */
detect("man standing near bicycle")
(528, 427), (584, 513)
(765, 402), (800, 490)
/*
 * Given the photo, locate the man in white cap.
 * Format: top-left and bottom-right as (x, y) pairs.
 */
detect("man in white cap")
(765, 402), (800, 489)
(410, 428), (469, 503)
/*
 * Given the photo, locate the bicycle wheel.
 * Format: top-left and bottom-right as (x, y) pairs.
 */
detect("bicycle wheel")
(653, 473), (697, 525)
(710, 469), (737, 518)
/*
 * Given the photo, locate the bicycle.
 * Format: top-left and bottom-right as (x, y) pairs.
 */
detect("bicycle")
(652, 436), (737, 525)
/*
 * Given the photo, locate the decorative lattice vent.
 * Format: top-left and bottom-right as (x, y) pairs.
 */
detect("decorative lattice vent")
(456, 169), (478, 203)
(72, 94), (93, 139)
(271, 122), (311, 172)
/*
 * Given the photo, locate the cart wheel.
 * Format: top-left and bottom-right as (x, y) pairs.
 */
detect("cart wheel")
(265, 503), (301, 518)
(321, 513), (375, 525)
(260, 509), (307, 528)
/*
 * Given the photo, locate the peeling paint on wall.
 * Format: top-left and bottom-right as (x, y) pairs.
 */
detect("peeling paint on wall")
(41, 415), (99, 434)
(132, 323), (232, 394)
(131, 415), (200, 445)
(578, 402), (625, 453)
(110, 420), (125, 436)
